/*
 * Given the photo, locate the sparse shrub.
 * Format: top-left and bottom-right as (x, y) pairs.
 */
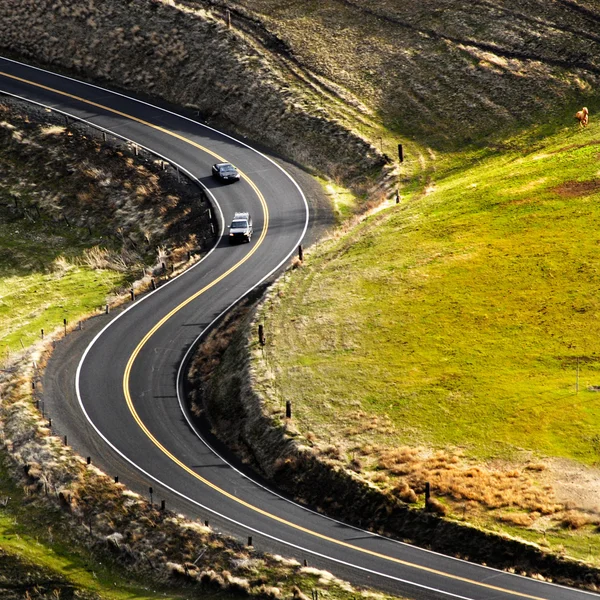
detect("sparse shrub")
(199, 569), (225, 588)
(393, 481), (418, 504)
(425, 497), (448, 516)
(496, 512), (536, 527)
(561, 511), (598, 530)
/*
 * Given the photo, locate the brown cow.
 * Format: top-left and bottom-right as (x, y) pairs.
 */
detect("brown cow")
(575, 107), (589, 127)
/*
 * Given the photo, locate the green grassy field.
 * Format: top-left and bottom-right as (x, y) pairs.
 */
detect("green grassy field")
(0, 205), (129, 354)
(0, 457), (211, 599)
(259, 119), (600, 464)
(0, 112), (181, 598)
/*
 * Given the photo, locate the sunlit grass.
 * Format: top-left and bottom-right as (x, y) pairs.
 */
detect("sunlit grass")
(0, 203), (129, 353)
(0, 458), (194, 599)
(260, 119), (600, 464)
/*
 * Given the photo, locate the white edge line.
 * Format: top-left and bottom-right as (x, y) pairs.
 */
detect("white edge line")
(2, 54), (291, 163)
(0, 90), (226, 240)
(13, 56), (477, 600)
(3, 56), (597, 599)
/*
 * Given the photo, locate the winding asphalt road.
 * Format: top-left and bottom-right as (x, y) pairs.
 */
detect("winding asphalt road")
(1, 56), (599, 600)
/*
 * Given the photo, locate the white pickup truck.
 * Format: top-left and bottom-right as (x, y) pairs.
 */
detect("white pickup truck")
(228, 212), (253, 243)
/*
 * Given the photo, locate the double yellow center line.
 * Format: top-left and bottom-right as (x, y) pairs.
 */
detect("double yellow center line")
(1, 68), (552, 600)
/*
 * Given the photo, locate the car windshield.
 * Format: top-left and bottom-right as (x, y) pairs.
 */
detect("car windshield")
(231, 220), (247, 229)
(221, 165), (236, 172)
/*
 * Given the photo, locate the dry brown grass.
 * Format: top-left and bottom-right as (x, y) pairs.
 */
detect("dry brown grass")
(560, 511), (599, 530)
(0, 0), (387, 192)
(226, 0), (600, 150)
(393, 481), (418, 504)
(497, 512), (537, 527)
(0, 105), (214, 279)
(375, 446), (559, 515)
(425, 497), (448, 516)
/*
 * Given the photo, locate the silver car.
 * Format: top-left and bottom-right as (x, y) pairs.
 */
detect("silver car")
(228, 212), (253, 243)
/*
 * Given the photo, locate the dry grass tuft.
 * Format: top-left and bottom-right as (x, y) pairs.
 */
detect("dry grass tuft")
(290, 256), (303, 269)
(393, 481), (418, 504)
(349, 456), (362, 472)
(321, 444), (343, 460)
(82, 246), (130, 271)
(292, 585), (311, 600)
(561, 511), (599, 530)
(40, 125), (66, 136)
(425, 498), (448, 516)
(496, 512), (536, 527)
(50, 255), (73, 276)
(525, 463), (547, 472)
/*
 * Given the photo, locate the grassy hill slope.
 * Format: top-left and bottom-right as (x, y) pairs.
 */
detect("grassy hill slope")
(254, 115), (600, 560)
(261, 120), (600, 462)
(201, 0), (600, 149)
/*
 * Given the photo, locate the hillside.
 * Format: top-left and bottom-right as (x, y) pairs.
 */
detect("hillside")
(248, 92), (600, 563)
(0, 103), (383, 600)
(185, 0), (600, 568)
(3, 0), (600, 589)
(196, 0), (600, 149)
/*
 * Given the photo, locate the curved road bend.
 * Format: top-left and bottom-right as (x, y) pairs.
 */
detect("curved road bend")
(1, 57), (598, 600)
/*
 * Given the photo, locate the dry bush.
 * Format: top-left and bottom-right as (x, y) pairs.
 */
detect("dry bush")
(393, 481), (418, 504)
(561, 511), (599, 530)
(425, 497), (448, 516)
(376, 447), (558, 514)
(496, 512), (536, 527)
